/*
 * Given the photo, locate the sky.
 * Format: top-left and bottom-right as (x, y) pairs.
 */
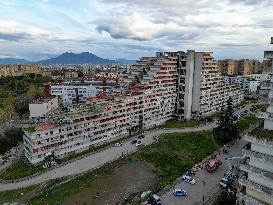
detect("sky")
(0, 0), (273, 61)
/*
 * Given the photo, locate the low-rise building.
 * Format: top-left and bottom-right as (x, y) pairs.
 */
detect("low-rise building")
(29, 96), (59, 118)
(45, 82), (98, 105)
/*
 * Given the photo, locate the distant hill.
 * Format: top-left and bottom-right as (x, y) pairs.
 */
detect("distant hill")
(36, 52), (118, 65)
(0, 52), (135, 66)
(0, 58), (30, 65)
(116, 58), (136, 64)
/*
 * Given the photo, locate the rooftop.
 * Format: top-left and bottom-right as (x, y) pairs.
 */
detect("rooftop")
(30, 96), (57, 104)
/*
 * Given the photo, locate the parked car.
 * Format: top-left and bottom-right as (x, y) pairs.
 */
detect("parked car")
(148, 194), (162, 205)
(135, 140), (143, 147)
(114, 142), (122, 147)
(138, 134), (145, 139)
(182, 175), (196, 184)
(173, 188), (188, 196)
(204, 159), (222, 173)
(131, 140), (138, 145)
(219, 177), (233, 188)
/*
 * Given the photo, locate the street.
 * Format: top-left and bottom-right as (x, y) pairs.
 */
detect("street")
(160, 140), (245, 205)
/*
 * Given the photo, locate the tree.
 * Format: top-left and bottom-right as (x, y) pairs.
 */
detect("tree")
(214, 191), (236, 205)
(213, 98), (239, 144)
(4, 128), (24, 147)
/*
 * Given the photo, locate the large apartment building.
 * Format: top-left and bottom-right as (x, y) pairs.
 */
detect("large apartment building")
(238, 38), (273, 205)
(24, 52), (177, 164)
(175, 51), (243, 119)
(218, 59), (262, 76)
(23, 50), (243, 165)
(0, 64), (42, 78)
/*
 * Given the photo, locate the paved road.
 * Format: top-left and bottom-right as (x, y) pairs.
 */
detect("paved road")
(0, 104), (252, 192)
(160, 140), (245, 205)
(0, 124), (215, 191)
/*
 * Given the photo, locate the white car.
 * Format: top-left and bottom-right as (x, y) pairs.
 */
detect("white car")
(135, 140), (143, 147)
(182, 175), (196, 184)
(114, 142), (122, 147)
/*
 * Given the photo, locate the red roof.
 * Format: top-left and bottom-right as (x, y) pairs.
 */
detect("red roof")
(35, 124), (55, 131)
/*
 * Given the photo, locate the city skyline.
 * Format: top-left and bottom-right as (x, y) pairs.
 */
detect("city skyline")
(0, 0), (273, 61)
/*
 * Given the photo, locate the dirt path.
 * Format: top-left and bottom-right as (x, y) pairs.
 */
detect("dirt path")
(62, 161), (158, 205)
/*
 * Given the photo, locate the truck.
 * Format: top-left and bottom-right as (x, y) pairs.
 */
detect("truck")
(204, 159), (222, 173)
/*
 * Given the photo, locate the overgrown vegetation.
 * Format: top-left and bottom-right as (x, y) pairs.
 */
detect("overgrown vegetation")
(157, 119), (202, 128)
(0, 127), (24, 154)
(0, 161), (43, 180)
(250, 126), (273, 140)
(0, 75), (48, 122)
(0, 185), (38, 203)
(29, 159), (128, 205)
(134, 131), (216, 192)
(213, 190), (236, 205)
(235, 115), (260, 133)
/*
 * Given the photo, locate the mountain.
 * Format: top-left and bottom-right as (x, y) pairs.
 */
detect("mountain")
(36, 52), (118, 65)
(0, 58), (30, 64)
(116, 58), (136, 64)
(0, 53), (136, 66)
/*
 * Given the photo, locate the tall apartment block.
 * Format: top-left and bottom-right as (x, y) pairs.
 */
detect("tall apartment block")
(218, 59), (262, 76)
(175, 51), (243, 119)
(238, 37), (273, 205)
(23, 50), (243, 165)
(0, 64), (42, 78)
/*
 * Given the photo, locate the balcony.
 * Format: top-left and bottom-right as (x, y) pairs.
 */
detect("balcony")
(237, 191), (268, 205)
(239, 178), (273, 196)
(240, 163), (273, 183)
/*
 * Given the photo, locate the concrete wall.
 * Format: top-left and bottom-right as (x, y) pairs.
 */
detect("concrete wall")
(29, 97), (59, 118)
(251, 143), (273, 157)
(184, 50), (195, 119)
(191, 52), (203, 113)
(246, 187), (273, 205)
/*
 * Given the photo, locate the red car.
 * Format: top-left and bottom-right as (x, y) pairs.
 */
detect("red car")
(204, 159), (222, 173)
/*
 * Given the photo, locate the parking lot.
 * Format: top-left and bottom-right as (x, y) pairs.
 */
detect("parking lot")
(160, 140), (245, 205)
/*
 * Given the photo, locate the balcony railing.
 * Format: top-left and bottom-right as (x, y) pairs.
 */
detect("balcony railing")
(239, 178), (273, 195)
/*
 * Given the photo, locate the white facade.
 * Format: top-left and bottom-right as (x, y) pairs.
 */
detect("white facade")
(224, 74), (272, 93)
(29, 96), (59, 118)
(249, 80), (260, 93)
(50, 83), (98, 104)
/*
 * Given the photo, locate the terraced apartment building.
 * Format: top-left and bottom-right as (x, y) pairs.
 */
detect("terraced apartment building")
(23, 50), (243, 165)
(238, 38), (273, 205)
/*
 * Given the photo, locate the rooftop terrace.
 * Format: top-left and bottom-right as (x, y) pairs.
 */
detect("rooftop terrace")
(249, 124), (273, 141)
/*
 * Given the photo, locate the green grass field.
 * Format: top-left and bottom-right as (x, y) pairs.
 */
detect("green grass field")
(0, 161), (43, 180)
(134, 131), (216, 192)
(157, 119), (202, 128)
(0, 185), (38, 203)
(27, 132), (215, 204)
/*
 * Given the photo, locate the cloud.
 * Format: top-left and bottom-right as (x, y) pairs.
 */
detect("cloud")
(0, 32), (32, 42)
(0, 0), (273, 60)
(95, 13), (200, 41)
